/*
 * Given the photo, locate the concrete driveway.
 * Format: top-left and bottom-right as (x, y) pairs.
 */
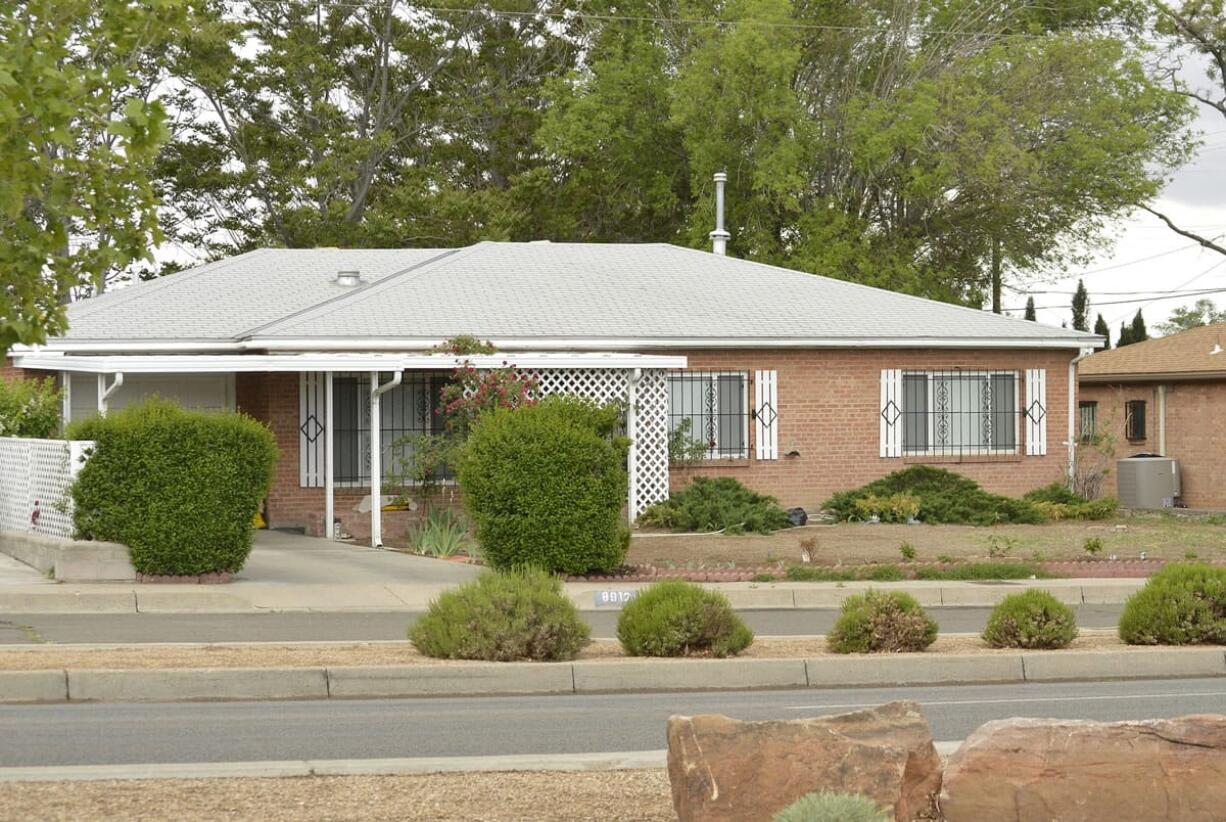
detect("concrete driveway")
(0, 553), (51, 586)
(238, 530), (482, 587)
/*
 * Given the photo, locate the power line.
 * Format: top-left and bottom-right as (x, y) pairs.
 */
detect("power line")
(1007, 282), (1226, 313)
(1019, 285), (1226, 297)
(1105, 258), (1226, 325)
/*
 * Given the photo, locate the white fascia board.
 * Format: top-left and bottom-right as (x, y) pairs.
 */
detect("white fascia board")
(10, 352), (687, 374)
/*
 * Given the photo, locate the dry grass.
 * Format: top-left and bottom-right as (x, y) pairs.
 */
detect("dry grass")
(0, 631), (1136, 671)
(0, 770), (675, 822)
(629, 513), (1226, 569)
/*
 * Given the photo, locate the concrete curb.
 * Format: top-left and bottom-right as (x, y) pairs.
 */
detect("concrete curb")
(2, 648), (1222, 704)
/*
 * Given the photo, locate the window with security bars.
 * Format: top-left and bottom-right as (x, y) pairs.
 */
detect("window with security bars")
(1125, 400), (1147, 442)
(1078, 401), (1098, 443)
(901, 370), (1019, 455)
(332, 372), (451, 485)
(667, 371), (749, 459)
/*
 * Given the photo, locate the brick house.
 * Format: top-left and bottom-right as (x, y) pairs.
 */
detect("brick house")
(1078, 323), (1226, 509)
(7, 242), (1100, 544)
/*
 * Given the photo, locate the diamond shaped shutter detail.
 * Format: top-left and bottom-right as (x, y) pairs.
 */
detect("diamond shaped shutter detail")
(880, 369), (903, 458)
(1025, 368), (1047, 456)
(754, 370), (778, 460)
(299, 372), (325, 487)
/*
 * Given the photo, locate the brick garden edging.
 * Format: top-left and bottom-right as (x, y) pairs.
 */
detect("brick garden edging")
(136, 572), (233, 584)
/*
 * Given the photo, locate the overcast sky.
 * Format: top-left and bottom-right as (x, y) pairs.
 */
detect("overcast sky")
(1020, 59), (1226, 340)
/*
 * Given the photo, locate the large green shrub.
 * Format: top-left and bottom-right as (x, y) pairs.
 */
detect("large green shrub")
(0, 376), (60, 438)
(823, 465), (1045, 526)
(68, 399), (277, 576)
(409, 568), (590, 661)
(982, 590), (1078, 649)
(457, 396), (629, 574)
(828, 590), (938, 653)
(638, 476), (792, 534)
(773, 792), (890, 822)
(1118, 564), (1226, 645)
(617, 580), (753, 657)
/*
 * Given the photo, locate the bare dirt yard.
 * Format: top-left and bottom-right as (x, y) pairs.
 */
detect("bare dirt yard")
(629, 513), (1226, 569)
(0, 632), (1133, 671)
(0, 770), (675, 822)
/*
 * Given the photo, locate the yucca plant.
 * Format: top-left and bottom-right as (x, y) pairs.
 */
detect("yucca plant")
(407, 508), (471, 558)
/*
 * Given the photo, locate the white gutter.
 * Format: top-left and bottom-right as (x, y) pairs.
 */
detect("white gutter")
(1067, 347), (1095, 486)
(369, 370), (402, 549)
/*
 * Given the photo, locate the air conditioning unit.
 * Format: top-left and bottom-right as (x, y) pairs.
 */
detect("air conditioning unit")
(1117, 455), (1181, 509)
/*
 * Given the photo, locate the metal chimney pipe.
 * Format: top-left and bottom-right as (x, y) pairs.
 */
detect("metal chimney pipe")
(709, 171), (730, 255)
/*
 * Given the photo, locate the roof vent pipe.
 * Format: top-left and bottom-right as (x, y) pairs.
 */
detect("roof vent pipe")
(335, 270), (362, 287)
(709, 171), (730, 256)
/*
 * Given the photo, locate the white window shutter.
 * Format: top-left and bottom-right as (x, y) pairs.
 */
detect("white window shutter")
(880, 369), (903, 458)
(1025, 368), (1047, 456)
(754, 370), (778, 460)
(299, 372), (325, 487)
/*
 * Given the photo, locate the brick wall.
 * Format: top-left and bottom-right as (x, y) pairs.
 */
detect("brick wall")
(245, 347), (1081, 539)
(671, 348), (1078, 510)
(1080, 380), (1226, 509)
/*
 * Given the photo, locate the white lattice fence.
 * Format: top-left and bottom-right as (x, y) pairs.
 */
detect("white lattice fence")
(515, 367), (670, 518)
(0, 438), (92, 539)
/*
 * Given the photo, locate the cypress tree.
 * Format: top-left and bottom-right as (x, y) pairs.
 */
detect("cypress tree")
(1071, 280), (1089, 331)
(1094, 313), (1110, 347)
(1129, 309), (1148, 344)
(1024, 296), (1037, 321)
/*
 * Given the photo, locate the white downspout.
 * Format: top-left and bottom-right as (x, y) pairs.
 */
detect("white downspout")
(96, 372), (124, 415)
(1157, 384), (1167, 456)
(626, 368), (642, 526)
(369, 370), (402, 548)
(324, 371), (335, 541)
(1067, 348), (1094, 486)
(61, 372), (71, 426)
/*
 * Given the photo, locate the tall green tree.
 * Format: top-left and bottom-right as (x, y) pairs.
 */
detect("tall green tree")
(1024, 296), (1037, 321)
(0, 0), (185, 352)
(1094, 313), (1111, 346)
(1119, 308), (1150, 346)
(1072, 280), (1090, 331)
(1157, 298), (1226, 334)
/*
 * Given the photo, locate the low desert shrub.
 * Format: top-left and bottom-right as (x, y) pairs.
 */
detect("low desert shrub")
(898, 542), (917, 562)
(0, 375), (60, 438)
(824, 466), (1045, 526)
(638, 476), (791, 535)
(68, 399), (277, 576)
(773, 791), (889, 822)
(457, 396), (629, 574)
(1023, 482), (1118, 520)
(1118, 564), (1226, 645)
(617, 580), (753, 657)
(828, 590), (938, 653)
(982, 590), (1078, 649)
(410, 569), (590, 661)
(1083, 537), (1104, 556)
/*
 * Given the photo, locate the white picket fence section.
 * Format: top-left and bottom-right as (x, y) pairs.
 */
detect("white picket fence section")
(0, 438), (93, 539)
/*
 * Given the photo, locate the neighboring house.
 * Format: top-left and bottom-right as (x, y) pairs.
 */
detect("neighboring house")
(1078, 323), (1226, 509)
(6, 242), (1100, 544)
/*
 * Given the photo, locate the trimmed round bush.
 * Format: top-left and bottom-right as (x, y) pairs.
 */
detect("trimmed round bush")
(827, 590), (938, 653)
(68, 399), (277, 576)
(773, 791), (889, 822)
(457, 396), (629, 575)
(982, 590), (1078, 649)
(409, 568), (590, 661)
(617, 580), (753, 657)
(1118, 563), (1226, 646)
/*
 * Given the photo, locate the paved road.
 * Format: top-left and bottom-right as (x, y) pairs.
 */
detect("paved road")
(0, 605), (1125, 644)
(0, 677), (1222, 767)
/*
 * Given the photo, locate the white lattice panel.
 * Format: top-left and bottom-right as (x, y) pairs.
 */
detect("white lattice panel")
(512, 367), (670, 518)
(0, 438), (91, 539)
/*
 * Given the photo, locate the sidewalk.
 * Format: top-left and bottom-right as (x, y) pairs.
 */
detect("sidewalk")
(0, 576), (1145, 614)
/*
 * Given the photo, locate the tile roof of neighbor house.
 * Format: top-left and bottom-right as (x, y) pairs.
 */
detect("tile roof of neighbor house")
(1079, 323), (1226, 381)
(55, 241), (1100, 349)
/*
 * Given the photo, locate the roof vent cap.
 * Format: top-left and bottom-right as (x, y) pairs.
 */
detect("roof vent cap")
(335, 270), (362, 287)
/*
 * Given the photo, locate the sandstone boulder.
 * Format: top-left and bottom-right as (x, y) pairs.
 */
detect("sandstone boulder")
(940, 715), (1226, 822)
(666, 700), (940, 822)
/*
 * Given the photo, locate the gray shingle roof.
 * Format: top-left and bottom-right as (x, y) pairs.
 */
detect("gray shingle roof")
(55, 242), (1099, 349)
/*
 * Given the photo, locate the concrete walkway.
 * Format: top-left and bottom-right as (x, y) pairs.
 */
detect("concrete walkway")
(0, 553), (51, 587)
(239, 531), (481, 587)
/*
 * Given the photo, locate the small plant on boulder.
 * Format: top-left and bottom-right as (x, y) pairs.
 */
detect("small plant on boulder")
(828, 590), (938, 653)
(772, 791), (889, 822)
(639, 476), (792, 535)
(409, 568), (590, 661)
(1118, 564), (1226, 646)
(617, 580), (753, 657)
(982, 590), (1078, 649)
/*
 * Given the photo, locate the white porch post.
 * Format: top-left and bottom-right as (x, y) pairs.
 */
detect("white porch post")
(369, 370), (402, 548)
(324, 371), (335, 541)
(626, 368), (641, 525)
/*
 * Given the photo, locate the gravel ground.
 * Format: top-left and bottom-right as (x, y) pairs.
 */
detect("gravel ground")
(0, 631), (1132, 671)
(0, 770), (675, 821)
